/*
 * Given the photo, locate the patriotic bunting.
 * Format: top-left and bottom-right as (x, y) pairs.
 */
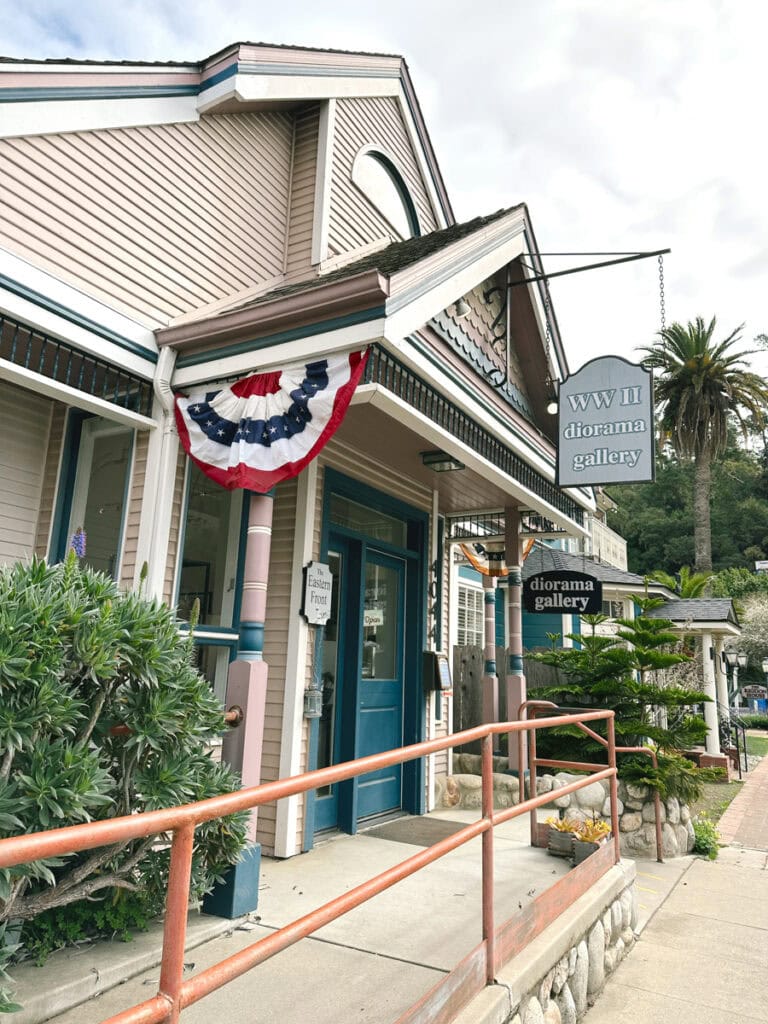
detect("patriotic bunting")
(174, 349), (369, 492)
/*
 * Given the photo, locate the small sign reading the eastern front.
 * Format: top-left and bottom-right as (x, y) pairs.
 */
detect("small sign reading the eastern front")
(557, 356), (654, 486)
(523, 570), (602, 615)
(302, 561), (333, 625)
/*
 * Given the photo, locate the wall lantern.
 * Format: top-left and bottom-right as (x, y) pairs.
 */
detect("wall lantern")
(761, 657), (768, 676)
(421, 450), (465, 473)
(545, 378), (559, 416)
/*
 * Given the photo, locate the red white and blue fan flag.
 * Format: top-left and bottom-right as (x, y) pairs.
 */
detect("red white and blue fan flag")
(174, 349), (369, 492)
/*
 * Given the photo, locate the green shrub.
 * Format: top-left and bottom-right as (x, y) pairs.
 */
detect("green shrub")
(739, 714), (768, 730)
(692, 814), (720, 859)
(0, 556), (248, 1007)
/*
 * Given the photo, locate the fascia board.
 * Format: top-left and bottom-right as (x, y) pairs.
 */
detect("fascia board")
(396, 82), (449, 230)
(0, 248), (157, 376)
(664, 621), (741, 636)
(383, 218), (527, 342)
(198, 71), (399, 113)
(357, 383), (588, 538)
(0, 94), (199, 140)
(171, 319), (385, 390)
(0, 357), (156, 430)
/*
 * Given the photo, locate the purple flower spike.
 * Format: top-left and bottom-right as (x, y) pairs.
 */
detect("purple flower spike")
(69, 528), (87, 558)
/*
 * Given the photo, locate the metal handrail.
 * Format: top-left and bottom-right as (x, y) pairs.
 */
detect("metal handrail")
(717, 700), (748, 777)
(517, 700), (664, 863)
(0, 711), (620, 1024)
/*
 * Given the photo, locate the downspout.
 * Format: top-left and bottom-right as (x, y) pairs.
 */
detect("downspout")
(146, 346), (180, 601)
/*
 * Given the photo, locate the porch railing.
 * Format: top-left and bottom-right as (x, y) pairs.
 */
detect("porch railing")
(518, 700), (664, 863)
(0, 711), (623, 1024)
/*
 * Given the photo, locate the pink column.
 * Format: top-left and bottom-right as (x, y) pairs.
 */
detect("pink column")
(505, 507), (527, 775)
(221, 490), (274, 842)
(481, 574), (499, 723)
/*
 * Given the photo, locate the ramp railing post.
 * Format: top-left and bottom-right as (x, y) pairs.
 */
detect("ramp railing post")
(159, 823), (195, 1024)
(481, 732), (495, 982)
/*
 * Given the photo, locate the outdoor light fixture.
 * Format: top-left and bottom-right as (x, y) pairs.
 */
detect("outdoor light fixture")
(453, 298), (471, 318)
(545, 377), (559, 415)
(421, 450), (465, 473)
(762, 657), (768, 676)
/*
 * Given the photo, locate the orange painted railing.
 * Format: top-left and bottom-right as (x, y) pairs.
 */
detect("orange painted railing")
(518, 700), (664, 863)
(0, 711), (622, 1024)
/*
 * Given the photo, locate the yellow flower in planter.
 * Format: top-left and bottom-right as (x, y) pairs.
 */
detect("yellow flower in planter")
(575, 816), (611, 843)
(546, 816), (580, 833)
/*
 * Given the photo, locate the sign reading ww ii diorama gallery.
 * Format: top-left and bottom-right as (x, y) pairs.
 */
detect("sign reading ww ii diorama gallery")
(557, 356), (654, 487)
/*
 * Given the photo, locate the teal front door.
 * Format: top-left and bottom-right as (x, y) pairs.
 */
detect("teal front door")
(314, 538), (407, 831)
(356, 549), (406, 819)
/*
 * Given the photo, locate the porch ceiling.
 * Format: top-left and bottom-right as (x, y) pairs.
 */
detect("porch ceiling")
(336, 402), (520, 514)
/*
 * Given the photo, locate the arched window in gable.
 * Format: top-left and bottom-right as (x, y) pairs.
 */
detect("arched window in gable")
(351, 147), (421, 239)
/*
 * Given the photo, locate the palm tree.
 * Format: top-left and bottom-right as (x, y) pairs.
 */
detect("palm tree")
(641, 317), (768, 572)
(646, 566), (713, 597)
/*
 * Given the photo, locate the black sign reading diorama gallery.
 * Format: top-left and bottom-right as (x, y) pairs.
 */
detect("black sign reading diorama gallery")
(523, 571), (602, 615)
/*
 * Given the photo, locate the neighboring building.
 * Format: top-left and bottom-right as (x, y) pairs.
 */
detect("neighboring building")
(0, 42), (597, 856)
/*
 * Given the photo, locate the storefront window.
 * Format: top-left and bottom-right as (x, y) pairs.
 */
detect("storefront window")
(329, 495), (407, 548)
(66, 419), (133, 579)
(177, 464), (240, 627)
(457, 584), (484, 647)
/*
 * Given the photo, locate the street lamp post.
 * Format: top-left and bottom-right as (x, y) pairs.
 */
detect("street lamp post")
(723, 649), (748, 708)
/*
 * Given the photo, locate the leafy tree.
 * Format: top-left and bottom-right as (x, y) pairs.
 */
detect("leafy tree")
(611, 440), (768, 575)
(0, 556), (247, 1007)
(527, 599), (711, 800)
(641, 317), (768, 572)
(646, 566), (713, 597)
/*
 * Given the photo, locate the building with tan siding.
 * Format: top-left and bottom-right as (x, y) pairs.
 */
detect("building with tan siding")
(0, 41), (597, 866)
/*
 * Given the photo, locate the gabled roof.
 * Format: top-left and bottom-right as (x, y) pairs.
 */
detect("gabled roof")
(157, 206), (531, 355)
(217, 208), (520, 319)
(522, 546), (654, 590)
(646, 599), (740, 627)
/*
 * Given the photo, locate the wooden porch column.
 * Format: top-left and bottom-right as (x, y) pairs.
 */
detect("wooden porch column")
(505, 507), (526, 775)
(205, 489), (274, 918)
(701, 631), (721, 755)
(482, 574), (499, 724)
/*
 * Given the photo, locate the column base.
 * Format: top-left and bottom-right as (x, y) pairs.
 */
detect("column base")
(202, 843), (261, 919)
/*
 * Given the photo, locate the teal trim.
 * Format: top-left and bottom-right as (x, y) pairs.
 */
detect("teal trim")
(305, 469), (427, 845)
(235, 61), (401, 80)
(484, 659), (496, 674)
(50, 410), (87, 562)
(175, 306), (386, 369)
(366, 151), (420, 237)
(199, 64), (238, 92)
(0, 272), (157, 363)
(1, 85), (199, 103)
(509, 653), (524, 673)
(237, 621), (264, 660)
(484, 591), (495, 605)
(509, 568), (522, 587)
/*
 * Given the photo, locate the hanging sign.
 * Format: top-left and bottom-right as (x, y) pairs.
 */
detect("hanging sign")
(523, 570), (602, 614)
(301, 561), (333, 625)
(740, 685), (767, 699)
(556, 356), (654, 487)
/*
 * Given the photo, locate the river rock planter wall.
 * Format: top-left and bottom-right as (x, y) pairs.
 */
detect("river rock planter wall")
(493, 864), (639, 1024)
(446, 755), (695, 858)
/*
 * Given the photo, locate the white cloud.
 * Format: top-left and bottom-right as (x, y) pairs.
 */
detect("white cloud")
(0, 0), (766, 372)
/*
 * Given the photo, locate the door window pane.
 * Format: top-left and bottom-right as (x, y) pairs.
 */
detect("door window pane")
(362, 561), (400, 680)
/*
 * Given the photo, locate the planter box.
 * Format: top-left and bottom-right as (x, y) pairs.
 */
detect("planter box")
(547, 828), (575, 858)
(573, 837), (610, 865)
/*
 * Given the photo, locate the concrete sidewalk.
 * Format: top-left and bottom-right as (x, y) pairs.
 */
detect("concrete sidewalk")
(585, 758), (768, 1024)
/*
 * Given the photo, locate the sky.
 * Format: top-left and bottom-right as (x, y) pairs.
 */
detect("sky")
(1, 0), (766, 376)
